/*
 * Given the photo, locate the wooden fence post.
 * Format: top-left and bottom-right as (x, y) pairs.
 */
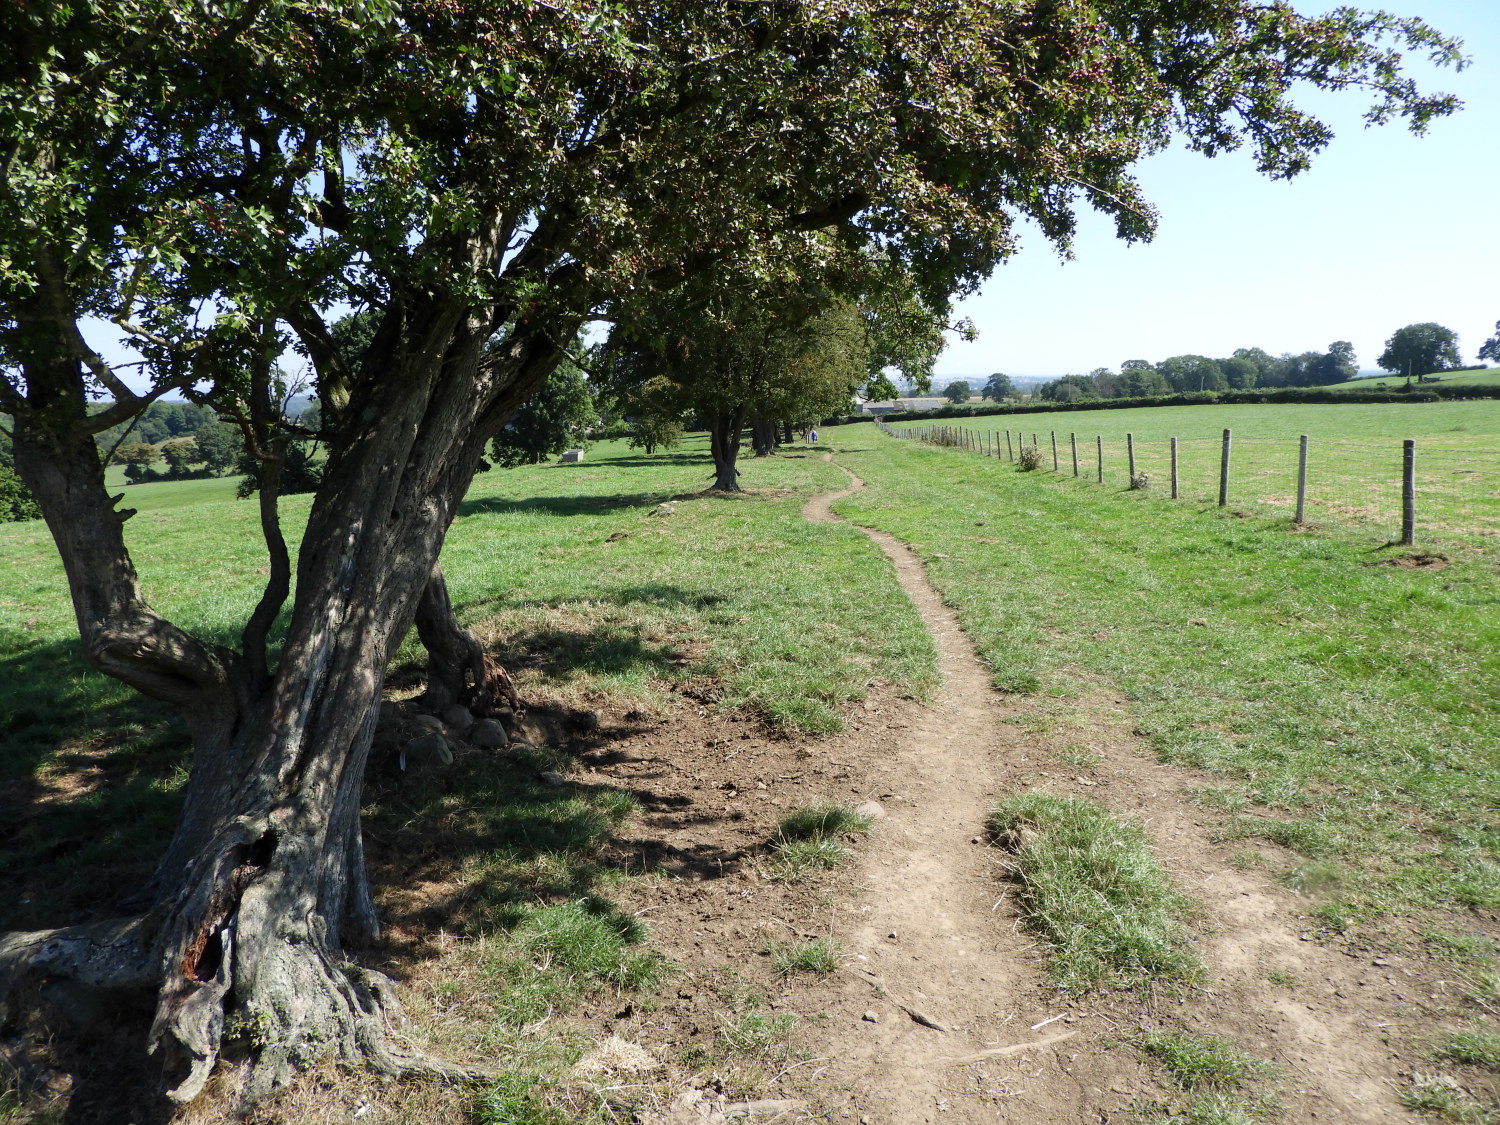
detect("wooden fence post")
(1170, 437), (1179, 499)
(1218, 428), (1232, 507)
(1127, 432), (1135, 479)
(1295, 435), (1308, 524)
(1096, 435), (1103, 482)
(1071, 432), (1079, 476)
(1006, 430), (1013, 461)
(1051, 431), (1059, 471)
(1401, 439), (1416, 545)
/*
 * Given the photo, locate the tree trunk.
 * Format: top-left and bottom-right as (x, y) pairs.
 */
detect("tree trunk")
(781, 421), (793, 446)
(3, 295), (571, 1103)
(414, 561), (518, 716)
(707, 409), (747, 491)
(750, 416), (778, 457)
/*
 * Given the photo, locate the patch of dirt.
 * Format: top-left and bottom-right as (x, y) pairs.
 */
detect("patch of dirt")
(1379, 551), (1451, 570)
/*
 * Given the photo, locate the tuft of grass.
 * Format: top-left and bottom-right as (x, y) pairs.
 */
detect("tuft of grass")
(989, 793), (1200, 992)
(1143, 1030), (1275, 1092)
(1437, 1030), (1500, 1072)
(477, 1065), (595, 1125)
(1401, 1075), (1500, 1123)
(1425, 929), (1498, 966)
(770, 939), (842, 974)
(775, 801), (873, 841)
(768, 801), (873, 881)
(481, 898), (669, 1030)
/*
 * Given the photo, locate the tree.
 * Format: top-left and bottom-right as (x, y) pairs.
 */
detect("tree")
(1039, 374), (1099, 402)
(160, 437), (200, 478)
(1476, 321), (1499, 365)
(0, 0), (1463, 1102)
(944, 380), (973, 404)
(1378, 323), (1462, 379)
(118, 442), (158, 485)
(490, 361), (599, 467)
(1220, 356), (1259, 389)
(982, 373), (1016, 400)
(1303, 340), (1358, 385)
(193, 421), (244, 477)
(1119, 360), (1170, 397)
(1158, 355), (1227, 393)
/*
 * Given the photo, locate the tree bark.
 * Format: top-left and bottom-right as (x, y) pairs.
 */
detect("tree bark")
(707, 408), (747, 491)
(750, 416), (778, 457)
(413, 561), (519, 716)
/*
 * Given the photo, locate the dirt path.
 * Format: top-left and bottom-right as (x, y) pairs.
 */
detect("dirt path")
(798, 457), (1090, 1123)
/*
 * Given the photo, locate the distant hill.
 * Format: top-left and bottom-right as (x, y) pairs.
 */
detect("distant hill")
(1321, 367), (1496, 392)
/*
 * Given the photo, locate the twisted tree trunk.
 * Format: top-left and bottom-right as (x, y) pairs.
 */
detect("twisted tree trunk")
(2, 299), (569, 1104)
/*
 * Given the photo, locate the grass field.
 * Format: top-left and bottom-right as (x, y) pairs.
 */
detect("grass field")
(1326, 368), (1500, 392)
(835, 424), (1500, 922)
(887, 399), (1500, 546)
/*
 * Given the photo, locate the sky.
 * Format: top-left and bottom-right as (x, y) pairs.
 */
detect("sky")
(933, 0), (1500, 379)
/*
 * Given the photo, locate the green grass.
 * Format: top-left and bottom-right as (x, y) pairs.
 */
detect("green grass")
(836, 428), (1500, 923)
(1324, 368), (1500, 391)
(1137, 1029), (1278, 1125)
(769, 939), (843, 974)
(989, 793), (1200, 992)
(1438, 1031), (1500, 1072)
(767, 801), (874, 882)
(887, 400), (1500, 544)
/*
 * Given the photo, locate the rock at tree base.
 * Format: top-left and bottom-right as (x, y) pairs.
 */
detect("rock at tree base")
(402, 732), (453, 771)
(439, 703), (474, 733)
(472, 718), (509, 750)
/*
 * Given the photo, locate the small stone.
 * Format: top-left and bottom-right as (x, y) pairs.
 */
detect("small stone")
(409, 713), (444, 734)
(440, 703), (475, 733)
(539, 770), (567, 786)
(970, 836), (982, 844)
(887, 931), (898, 941)
(403, 732), (453, 770)
(575, 709), (600, 732)
(854, 799), (886, 820)
(1189, 618), (1209, 627)
(862, 1010), (879, 1023)
(473, 718), (509, 750)
(1373, 957), (1390, 967)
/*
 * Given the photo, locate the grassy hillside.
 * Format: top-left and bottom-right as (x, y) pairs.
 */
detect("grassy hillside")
(888, 399), (1500, 546)
(1327, 368), (1500, 392)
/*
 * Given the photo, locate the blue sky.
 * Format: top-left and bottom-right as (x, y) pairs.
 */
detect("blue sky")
(935, 0), (1500, 378)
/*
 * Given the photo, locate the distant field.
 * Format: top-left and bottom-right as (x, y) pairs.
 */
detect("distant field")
(888, 400), (1500, 546)
(1328, 368), (1500, 392)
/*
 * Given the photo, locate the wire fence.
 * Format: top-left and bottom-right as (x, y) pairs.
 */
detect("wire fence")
(875, 419), (1500, 548)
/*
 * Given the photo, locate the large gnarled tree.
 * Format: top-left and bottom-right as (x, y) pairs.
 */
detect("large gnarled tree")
(0, 0), (1464, 1104)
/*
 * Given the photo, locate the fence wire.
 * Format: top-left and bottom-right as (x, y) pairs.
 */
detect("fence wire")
(877, 421), (1500, 547)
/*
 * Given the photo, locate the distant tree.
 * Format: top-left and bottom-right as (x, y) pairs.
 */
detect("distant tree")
(982, 373), (1016, 400)
(1379, 322), (1461, 379)
(1158, 355), (1226, 393)
(1119, 360), (1169, 397)
(0, 465), (40, 522)
(944, 380), (973, 403)
(161, 437), (200, 478)
(118, 442), (158, 484)
(1304, 340), (1358, 385)
(1478, 321), (1500, 364)
(235, 439), (322, 499)
(1220, 356), (1259, 389)
(193, 421), (243, 477)
(1233, 346), (1281, 387)
(1090, 367), (1120, 398)
(490, 362), (600, 468)
(1039, 374), (1098, 402)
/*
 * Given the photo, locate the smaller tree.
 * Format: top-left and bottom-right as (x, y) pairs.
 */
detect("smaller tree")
(1378, 322), (1461, 379)
(160, 437), (200, 478)
(490, 362), (599, 468)
(194, 421), (244, 476)
(1119, 360), (1169, 397)
(1477, 321), (1500, 365)
(982, 372), (1016, 400)
(944, 380), (973, 404)
(118, 442), (158, 484)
